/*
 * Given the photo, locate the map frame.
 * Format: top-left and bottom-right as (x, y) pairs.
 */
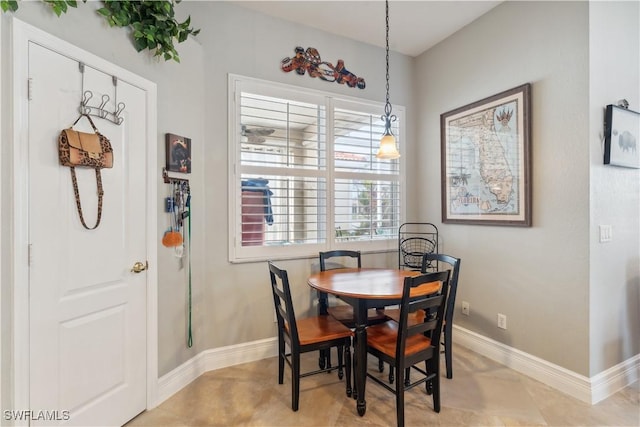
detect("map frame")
(440, 83), (532, 226)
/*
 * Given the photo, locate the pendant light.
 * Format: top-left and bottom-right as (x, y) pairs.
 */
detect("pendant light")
(376, 0), (400, 160)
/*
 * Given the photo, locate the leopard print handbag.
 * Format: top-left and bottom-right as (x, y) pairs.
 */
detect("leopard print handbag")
(58, 114), (114, 229)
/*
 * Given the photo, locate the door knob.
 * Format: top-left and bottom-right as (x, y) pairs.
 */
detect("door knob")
(131, 261), (148, 273)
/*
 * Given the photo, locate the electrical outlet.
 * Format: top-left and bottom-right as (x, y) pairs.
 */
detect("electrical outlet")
(497, 313), (507, 330)
(461, 301), (470, 316)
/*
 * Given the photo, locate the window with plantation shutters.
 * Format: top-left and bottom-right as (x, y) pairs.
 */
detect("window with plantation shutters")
(229, 75), (404, 262)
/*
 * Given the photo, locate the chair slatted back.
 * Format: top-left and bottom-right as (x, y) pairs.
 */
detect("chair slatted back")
(396, 270), (450, 363)
(268, 261), (299, 347)
(421, 253), (461, 326)
(319, 250), (361, 271)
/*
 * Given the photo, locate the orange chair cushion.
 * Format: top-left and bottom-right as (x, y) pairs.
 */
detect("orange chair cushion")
(293, 315), (353, 346)
(366, 320), (432, 358)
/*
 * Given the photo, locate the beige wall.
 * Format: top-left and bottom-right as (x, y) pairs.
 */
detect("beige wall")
(176, 1), (413, 377)
(0, 1), (207, 404)
(588, 0), (640, 376)
(414, 0), (640, 377)
(0, 1), (412, 385)
(414, 1), (592, 374)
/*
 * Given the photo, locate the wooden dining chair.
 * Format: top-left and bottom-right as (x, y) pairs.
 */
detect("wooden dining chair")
(268, 261), (353, 411)
(318, 250), (387, 373)
(319, 250), (387, 328)
(386, 253), (461, 381)
(366, 270), (450, 427)
(422, 253), (461, 379)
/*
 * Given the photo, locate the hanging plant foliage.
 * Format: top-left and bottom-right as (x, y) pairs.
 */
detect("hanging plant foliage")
(0, 0), (199, 62)
(43, 0), (80, 16)
(97, 0), (199, 62)
(0, 0), (19, 12)
(2, 0), (80, 15)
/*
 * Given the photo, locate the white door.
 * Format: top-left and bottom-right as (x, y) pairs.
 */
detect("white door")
(28, 42), (148, 426)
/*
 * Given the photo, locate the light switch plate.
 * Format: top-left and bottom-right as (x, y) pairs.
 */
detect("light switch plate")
(599, 225), (612, 243)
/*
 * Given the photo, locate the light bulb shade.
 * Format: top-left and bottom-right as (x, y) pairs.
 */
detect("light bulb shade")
(376, 133), (400, 159)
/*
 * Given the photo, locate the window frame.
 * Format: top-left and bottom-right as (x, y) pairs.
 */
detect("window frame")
(228, 74), (406, 263)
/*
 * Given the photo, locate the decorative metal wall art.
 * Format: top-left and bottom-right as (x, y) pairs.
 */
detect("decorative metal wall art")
(281, 46), (366, 89)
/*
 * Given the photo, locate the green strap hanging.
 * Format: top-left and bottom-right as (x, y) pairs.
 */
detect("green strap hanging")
(187, 196), (193, 348)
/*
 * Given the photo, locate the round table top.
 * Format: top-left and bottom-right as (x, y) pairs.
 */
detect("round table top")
(307, 268), (439, 300)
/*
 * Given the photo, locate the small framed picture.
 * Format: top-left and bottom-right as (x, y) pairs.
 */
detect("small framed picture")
(604, 105), (640, 169)
(165, 133), (191, 173)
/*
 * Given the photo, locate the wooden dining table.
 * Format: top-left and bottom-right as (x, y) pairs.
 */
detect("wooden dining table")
(307, 268), (441, 416)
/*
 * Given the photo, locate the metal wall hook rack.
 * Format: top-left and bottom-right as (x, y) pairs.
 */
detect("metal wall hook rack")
(78, 62), (126, 125)
(163, 167), (190, 184)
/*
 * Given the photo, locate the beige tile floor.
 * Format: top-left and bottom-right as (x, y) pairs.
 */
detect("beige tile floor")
(127, 344), (639, 426)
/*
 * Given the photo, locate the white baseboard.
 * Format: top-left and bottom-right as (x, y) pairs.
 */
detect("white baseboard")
(154, 337), (277, 407)
(453, 325), (640, 404)
(153, 329), (639, 408)
(590, 352), (640, 404)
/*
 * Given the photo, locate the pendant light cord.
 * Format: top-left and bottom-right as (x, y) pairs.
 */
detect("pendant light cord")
(382, 0), (396, 128)
(384, 0), (391, 116)
(377, 0), (400, 159)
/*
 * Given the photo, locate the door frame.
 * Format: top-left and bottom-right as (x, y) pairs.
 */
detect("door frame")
(0, 14), (4, 414)
(10, 18), (159, 416)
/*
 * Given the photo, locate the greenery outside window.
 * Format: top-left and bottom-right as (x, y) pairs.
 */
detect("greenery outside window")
(228, 75), (405, 262)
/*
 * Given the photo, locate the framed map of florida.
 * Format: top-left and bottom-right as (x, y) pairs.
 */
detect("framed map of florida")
(441, 83), (531, 226)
